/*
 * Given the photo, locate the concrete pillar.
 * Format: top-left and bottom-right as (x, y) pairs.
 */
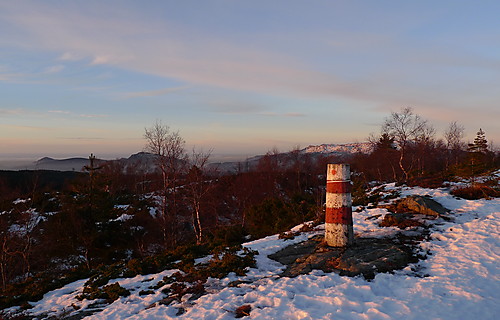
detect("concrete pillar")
(325, 164), (354, 247)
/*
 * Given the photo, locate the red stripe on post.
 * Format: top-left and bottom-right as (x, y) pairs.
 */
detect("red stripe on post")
(326, 181), (352, 193)
(326, 206), (353, 224)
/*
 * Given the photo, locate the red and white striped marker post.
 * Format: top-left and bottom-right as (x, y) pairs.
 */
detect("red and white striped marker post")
(325, 164), (354, 247)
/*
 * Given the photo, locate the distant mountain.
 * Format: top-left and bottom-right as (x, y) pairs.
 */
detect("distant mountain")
(4, 143), (373, 172)
(33, 157), (98, 172)
(115, 152), (159, 173)
(301, 142), (373, 155)
(208, 142), (373, 173)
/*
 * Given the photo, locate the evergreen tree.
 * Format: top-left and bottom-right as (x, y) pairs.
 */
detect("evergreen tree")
(468, 128), (488, 154)
(376, 133), (396, 150)
(467, 128), (489, 181)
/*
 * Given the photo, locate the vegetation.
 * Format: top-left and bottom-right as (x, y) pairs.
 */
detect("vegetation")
(0, 109), (498, 310)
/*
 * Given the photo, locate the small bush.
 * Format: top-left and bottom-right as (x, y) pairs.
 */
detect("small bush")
(209, 225), (247, 247)
(79, 282), (130, 302)
(451, 184), (499, 200)
(379, 213), (423, 229)
(102, 283), (130, 301)
(278, 231), (297, 240)
(408, 176), (445, 189)
(244, 195), (317, 239)
(209, 250), (255, 278)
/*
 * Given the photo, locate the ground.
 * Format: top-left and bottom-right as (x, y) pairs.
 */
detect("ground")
(3, 182), (500, 319)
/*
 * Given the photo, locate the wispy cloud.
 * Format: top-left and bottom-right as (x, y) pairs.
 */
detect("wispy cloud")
(43, 65), (65, 74)
(0, 108), (24, 116)
(59, 52), (84, 61)
(283, 112), (306, 117)
(78, 114), (108, 118)
(2, 1), (499, 124)
(126, 85), (191, 98)
(1, 123), (53, 131)
(0, 108), (44, 117)
(59, 137), (104, 140)
(48, 109), (108, 119)
(48, 110), (71, 115)
(258, 112), (306, 117)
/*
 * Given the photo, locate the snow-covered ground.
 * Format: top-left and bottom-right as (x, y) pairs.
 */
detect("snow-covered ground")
(6, 184), (499, 319)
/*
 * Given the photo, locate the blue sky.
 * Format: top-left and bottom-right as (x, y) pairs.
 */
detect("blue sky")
(1, 0), (499, 161)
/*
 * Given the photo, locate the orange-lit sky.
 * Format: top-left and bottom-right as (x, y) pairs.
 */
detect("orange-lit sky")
(1, 1), (499, 161)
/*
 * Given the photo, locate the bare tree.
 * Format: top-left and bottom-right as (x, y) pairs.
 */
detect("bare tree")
(381, 107), (432, 181)
(144, 120), (187, 247)
(185, 148), (215, 244)
(444, 121), (465, 167)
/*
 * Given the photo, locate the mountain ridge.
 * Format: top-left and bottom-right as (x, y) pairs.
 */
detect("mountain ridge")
(4, 142), (372, 172)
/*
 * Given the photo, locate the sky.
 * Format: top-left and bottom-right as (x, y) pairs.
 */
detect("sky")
(1, 0), (499, 162)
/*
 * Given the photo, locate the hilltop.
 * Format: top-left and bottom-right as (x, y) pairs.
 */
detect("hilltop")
(2, 181), (499, 319)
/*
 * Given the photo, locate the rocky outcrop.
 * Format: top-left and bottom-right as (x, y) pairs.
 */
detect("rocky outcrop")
(397, 196), (449, 217)
(269, 235), (418, 280)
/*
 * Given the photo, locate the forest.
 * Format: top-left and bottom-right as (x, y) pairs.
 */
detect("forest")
(1, 107), (499, 310)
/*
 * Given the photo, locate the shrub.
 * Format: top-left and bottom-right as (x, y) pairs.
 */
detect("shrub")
(79, 282), (130, 302)
(451, 184), (499, 200)
(206, 247), (257, 278)
(209, 225), (247, 247)
(244, 195), (317, 238)
(379, 213), (424, 229)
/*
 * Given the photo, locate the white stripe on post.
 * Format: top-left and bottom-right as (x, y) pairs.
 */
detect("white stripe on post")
(325, 163), (354, 247)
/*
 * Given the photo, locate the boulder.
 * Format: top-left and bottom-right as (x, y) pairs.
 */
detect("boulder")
(397, 196), (449, 217)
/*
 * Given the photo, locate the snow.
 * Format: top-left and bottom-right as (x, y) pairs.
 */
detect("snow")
(302, 143), (373, 155)
(6, 185), (500, 319)
(111, 213), (133, 222)
(13, 198), (30, 205)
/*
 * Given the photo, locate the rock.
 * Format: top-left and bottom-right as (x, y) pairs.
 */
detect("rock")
(379, 213), (424, 229)
(268, 235), (321, 265)
(323, 238), (416, 279)
(269, 236), (418, 280)
(397, 196), (448, 217)
(235, 304), (252, 318)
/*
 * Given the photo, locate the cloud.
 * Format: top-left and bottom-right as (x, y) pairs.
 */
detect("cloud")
(48, 110), (71, 115)
(78, 114), (108, 118)
(207, 99), (265, 114)
(126, 85), (191, 98)
(43, 65), (65, 74)
(2, 1), (500, 118)
(0, 70), (23, 82)
(47, 109), (107, 119)
(59, 137), (104, 140)
(1, 123), (53, 131)
(59, 52), (84, 61)
(0, 108), (24, 116)
(0, 2), (352, 98)
(258, 112), (306, 117)
(283, 112), (306, 117)
(0, 108), (44, 117)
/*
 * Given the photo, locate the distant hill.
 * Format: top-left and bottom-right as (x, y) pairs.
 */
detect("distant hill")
(33, 157), (98, 172)
(301, 142), (373, 155)
(208, 142), (373, 172)
(3, 143), (373, 172)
